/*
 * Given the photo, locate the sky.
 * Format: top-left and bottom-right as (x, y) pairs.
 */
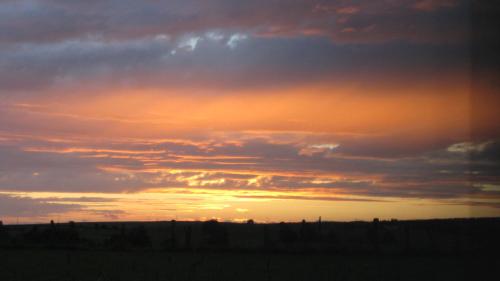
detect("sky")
(0, 0), (499, 224)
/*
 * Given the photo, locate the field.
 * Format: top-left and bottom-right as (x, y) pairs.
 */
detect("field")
(1, 250), (496, 281)
(0, 218), (499, 281)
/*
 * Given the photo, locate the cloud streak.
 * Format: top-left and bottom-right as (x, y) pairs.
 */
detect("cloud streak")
(1, 132), (498, 202)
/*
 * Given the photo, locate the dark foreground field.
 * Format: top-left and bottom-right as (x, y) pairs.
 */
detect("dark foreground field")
(0, 218), (499, 280)
(0, 250), (497, 281)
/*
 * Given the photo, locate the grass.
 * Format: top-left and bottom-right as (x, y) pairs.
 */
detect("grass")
(0, 249), (496, 281)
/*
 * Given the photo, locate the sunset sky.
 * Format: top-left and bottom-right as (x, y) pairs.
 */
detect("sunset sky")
(0, 0), (499, 224)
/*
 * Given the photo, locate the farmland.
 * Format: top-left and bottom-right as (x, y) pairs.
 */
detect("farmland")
(0, 218), (499, 281)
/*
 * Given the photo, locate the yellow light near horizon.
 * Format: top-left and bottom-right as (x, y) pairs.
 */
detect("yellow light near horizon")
(2, 187), (496, 224)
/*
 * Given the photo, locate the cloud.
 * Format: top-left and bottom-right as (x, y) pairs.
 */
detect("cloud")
(444, 141), (500, 162)
(0, 35), (468, 94)
(0, 194), (82, 217)
(88, 209), (126, 220)
(0, 0), (469, 45)
(0, 0), (498, 220)
(178, 36), (201, 51)
(413, 0), (458, 12)
(0, 0), (473, 96)
(226, 33), (247, 49)
(299, 143), (339, 157)
(447, 141), (492, 153)
(0, 131), (498, 203)
(234, 194), (385, 203)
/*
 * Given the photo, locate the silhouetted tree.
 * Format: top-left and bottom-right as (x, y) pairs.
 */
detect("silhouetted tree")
(127, 225), (151, 248)
(425, 223), (437, 253)
(326, 228), (338, 244)
(262, 224), (273, 250)
(105, 224), (151, 250)
(45, 220), (58, 248)
(0, 220), (10, 248)
(300, 219), (306, 239)
(318, 216), (322, 233)
(103, 224), (129, 250)
(403, 224), (411, 254)
(382, 228), (396, 244)
(279, 222), (297, 244)
(184, 226), (192, 250)
(367, 218), (380, 253)
(247, 219), (255, 225)
(170, 220), (177, 249)
(24, 225), (41, 244)
(299, 219), (317, 245)
(105, 225), (128, 250)
(34, 220), (80, 249)
(453, 224), (462, 254)
(202, 220), (228, 246)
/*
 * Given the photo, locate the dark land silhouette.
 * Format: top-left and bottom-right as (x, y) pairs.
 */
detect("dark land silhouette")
(0, 217), (499, 280)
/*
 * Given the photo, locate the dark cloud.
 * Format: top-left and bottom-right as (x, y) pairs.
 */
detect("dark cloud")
(0, 194), (82, 217)
(88, 209), (126, 220)
(0, 0), (469, 44)
(0, 0), (471, 95)
(0, 35), (469, 94)
(471, 141), (500, 162)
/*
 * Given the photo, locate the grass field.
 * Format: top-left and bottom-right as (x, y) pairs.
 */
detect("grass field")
(0, 249), (496, 281)
(1, 218), (499, 280)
